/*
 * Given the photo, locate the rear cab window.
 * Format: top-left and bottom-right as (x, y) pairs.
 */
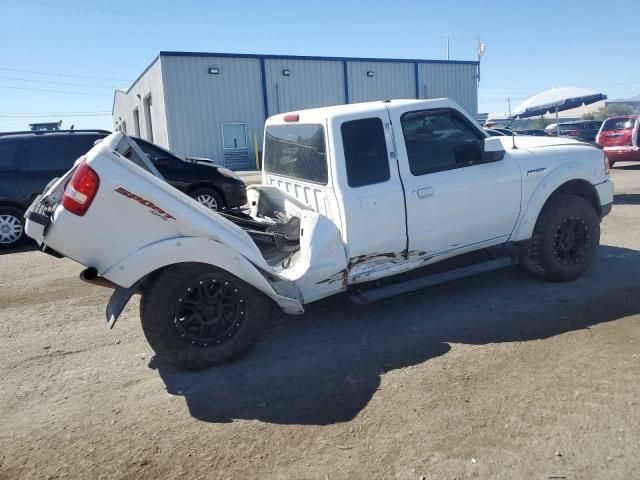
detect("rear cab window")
(601, 117), (636, 131)
(264, 124), (328, 184)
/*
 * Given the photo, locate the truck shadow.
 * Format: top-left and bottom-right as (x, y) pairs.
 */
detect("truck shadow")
(150, 244), (640, 426)
(0, 242), (37, 256)
(614, 193), (640, 205)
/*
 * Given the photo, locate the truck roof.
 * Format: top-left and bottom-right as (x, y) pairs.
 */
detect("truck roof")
(266, 98), (462, 125)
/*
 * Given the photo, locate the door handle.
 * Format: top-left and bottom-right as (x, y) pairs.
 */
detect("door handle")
(415, 187), (434, 199)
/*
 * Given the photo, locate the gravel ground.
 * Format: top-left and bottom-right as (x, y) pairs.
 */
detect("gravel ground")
(1, 166), (639, 480)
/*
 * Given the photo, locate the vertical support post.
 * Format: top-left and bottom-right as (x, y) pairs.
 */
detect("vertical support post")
(259, 58), (269, 120)
(342, 60), (349, 104)
(253, 133), (260, 170)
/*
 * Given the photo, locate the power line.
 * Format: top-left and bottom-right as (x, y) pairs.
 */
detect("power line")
(0, 75), (118, 89)
(0, 113), (111, 118)
(0, 66), (129, 82)
(0, 84), (112, 96)
(0, 110), (111, 115)
(21, 0), (480, 41)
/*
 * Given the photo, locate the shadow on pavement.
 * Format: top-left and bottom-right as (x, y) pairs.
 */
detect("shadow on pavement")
(0, 242), (37, 256)
(613, 164), (640, 171)
(150, 244), (640, 426)
(614, 193), (640, 205)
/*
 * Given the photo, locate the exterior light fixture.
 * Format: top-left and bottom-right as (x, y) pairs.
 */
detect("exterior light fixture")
(366, 71), (374, 77)
(282, 69), (291, 76)
(208, 67), (220, 75)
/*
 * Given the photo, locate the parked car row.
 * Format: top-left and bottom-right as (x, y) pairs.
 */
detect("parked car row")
(546, 120), (603, 142)
(0, 130), (247, 249)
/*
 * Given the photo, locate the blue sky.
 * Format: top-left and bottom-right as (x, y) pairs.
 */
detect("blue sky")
(1, 0), (638, 131)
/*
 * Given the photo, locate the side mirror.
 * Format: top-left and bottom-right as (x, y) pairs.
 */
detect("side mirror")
(482, 137), (506, 162)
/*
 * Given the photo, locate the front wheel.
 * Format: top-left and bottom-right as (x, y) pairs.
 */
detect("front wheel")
(521, 194), (600, 281)
(140, 263), (269, 369)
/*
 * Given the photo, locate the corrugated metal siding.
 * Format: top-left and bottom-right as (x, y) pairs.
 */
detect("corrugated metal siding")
(112, 59), (169, 148)
(161, 56), (265, 169)
(419, 63), (478, 116)
(264, 59), (345, 114)
(347, 61), (415, 103)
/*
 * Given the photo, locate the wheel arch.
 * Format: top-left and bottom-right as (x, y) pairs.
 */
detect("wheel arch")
(511, 176), (601, 242)
(101, 236), (304, 314)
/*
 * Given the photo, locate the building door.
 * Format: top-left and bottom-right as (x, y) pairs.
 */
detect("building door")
(221, 123), (250, 170)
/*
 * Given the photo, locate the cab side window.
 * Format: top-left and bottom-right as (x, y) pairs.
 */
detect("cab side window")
(341, 117), (390, 187)
(401, 109), (483, 176)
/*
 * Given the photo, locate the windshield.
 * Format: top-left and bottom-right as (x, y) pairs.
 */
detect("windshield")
(263, 124), (328, 184)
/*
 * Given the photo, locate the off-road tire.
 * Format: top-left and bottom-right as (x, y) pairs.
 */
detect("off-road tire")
(0, 206), (28, 249)
(140, 263), (269, 369)
(522, 194), (600, 281)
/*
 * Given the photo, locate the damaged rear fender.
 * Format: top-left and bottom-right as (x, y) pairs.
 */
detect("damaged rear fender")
(101, 236), (304, 314)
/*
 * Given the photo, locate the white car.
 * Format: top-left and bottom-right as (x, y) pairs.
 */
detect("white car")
(25, 99), (614, 369)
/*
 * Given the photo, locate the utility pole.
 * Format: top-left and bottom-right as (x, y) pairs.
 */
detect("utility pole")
(476, 37), (486, 83)
(442, 33), (453, 61)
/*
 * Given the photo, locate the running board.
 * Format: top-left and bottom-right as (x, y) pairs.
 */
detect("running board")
(349, 256), (518, 305)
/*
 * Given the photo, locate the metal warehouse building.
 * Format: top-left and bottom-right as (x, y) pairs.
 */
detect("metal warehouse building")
(112, 51), (479, 170)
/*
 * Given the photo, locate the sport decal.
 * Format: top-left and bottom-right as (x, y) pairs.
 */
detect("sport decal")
(114, 187), (176, 221)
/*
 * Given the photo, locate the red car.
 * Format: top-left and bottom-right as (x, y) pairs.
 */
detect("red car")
(596, 116), (640, 166)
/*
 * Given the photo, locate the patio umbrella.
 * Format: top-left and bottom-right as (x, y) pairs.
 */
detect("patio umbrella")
(511, 87), (607, 136)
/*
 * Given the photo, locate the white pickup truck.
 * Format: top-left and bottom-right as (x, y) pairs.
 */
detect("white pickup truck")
(25, 99), (613, 369)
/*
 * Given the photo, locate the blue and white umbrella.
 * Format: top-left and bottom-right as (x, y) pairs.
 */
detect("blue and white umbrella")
(511, 87), (607, 135)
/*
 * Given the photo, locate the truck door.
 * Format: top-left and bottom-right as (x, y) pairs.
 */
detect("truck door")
(332, 112), (407, 268)
(388, 106), (521, 257)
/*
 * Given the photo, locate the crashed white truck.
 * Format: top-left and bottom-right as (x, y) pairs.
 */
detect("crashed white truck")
(25, 99), (614, 369)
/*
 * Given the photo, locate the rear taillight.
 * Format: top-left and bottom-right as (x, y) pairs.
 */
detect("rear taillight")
(604, 156), (610, 175)
(62, 160), (100, 216)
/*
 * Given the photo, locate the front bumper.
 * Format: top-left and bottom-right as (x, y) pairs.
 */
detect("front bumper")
(595, 179), (614, 218)
(604, 147), (640, 163)
(220, 180), (248, 208)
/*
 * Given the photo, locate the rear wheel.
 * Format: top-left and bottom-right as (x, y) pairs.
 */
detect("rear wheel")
(189, 187), (224, 211)
(140, 263), (269, 370)
(0, 206), (27, 249)
(522, 194), (600, 281)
